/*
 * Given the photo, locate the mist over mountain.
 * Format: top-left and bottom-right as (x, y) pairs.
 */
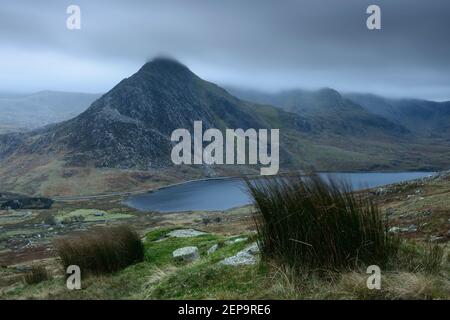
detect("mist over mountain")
(346, 93), (450, 139)
(226, 87), (410, 137)
(227, 86), (450, 141)
(0, 91), (100, 134)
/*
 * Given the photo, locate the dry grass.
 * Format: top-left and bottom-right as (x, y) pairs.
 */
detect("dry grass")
(333, 271), (449, 300)
(246, 173), (400, 271)
(55, 225), (144, 276)
(23, 265), (50, 285)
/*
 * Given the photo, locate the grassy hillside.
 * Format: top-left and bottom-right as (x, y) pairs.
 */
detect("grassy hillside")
(0, 173), (448, 300)
(1, 227), (448, 300)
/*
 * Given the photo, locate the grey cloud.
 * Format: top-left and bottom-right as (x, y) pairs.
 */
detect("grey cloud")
(0, 0), (449, 100)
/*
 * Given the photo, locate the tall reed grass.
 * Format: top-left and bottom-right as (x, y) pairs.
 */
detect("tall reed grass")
(23, 265), (50, 285)
(56, 225), (144, 276)
(245, 173), (399, 271)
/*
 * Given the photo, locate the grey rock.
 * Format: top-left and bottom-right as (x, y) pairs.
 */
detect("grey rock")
(388, 225), (417, 233)
(167, 229), (207, 238)
(430, 235), (446, 243)
(207, 244), (219, 255)
(172, 246), (200, 263)
(240, 242), (260, 255)
(219, 243), (260, 266)
(225, 237), (248, 245)
(220, 252), (257, 266)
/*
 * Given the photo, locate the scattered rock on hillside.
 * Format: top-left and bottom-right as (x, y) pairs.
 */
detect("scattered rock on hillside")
(240, 242), (260, 255)
(219, 242), (260, 266)
(220, 252), (256, 266)
(388, 225), (418, 233)
(172, 246), (200, 263)
(430, 235), (446, 243)
(167, 229), (207, 238)
(225, 237), (248, 245)
(207, 244), (219, 255)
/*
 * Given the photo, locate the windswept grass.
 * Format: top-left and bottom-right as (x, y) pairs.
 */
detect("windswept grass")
(392, 242), (445, 274)
(246, 173), (400, 271)
(23, 266), (50, 285)
(55, 225), (144, 276)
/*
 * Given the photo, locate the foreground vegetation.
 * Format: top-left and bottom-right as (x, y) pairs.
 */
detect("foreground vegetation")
(56, 226), (144, 276)
(246, 174), (399, 271)
(0, 172), (449, 300)
(0, 225), (448, 300)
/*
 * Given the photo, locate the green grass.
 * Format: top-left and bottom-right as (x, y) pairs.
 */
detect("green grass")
(2, 227), (448, 300)
(56, 209), (133, 223)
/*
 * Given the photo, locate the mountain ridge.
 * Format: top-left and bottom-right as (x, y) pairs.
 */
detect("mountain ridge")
(1, 58), (449, 196)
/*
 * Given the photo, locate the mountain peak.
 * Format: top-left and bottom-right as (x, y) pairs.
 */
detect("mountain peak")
(139, 57), (190, 74)
(317, 88), (342, 100)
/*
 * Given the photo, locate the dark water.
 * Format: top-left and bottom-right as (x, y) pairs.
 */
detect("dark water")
(124, 172), (434, 213)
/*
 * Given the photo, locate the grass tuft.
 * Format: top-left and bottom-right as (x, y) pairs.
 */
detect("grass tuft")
(55, 225), (144, 276)
(23, 266), (50, 285)
(245, 173), (400, 271)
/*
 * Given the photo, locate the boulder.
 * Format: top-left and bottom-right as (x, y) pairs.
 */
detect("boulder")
(172, 246), (200, 263)
(219, 242), (260, 266)
(220, 252), (256, 266)
(167, 229), (207, 238)
(240, 242), (260, 255)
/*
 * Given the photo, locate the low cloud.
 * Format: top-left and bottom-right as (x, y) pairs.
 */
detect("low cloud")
(0, 0), (449, 100)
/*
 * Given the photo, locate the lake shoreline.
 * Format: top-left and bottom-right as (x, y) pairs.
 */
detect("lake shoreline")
(124, 171), (437, 213)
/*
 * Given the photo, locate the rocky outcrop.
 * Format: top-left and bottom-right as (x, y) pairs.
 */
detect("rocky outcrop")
(172, 246), (200, 263)
(219, 242), (260, 266)
(167, 229), (207, 238)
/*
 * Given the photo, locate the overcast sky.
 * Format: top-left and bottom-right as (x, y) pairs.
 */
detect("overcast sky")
(0, 0), (449, 100)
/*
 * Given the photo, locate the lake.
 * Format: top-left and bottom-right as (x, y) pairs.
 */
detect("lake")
(124, 172), (434, 213)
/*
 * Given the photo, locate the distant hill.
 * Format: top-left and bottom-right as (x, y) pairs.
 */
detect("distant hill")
(227, 87), (409, 137)
(345, 93), (450, 139)
(0, 91), (100, 133)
